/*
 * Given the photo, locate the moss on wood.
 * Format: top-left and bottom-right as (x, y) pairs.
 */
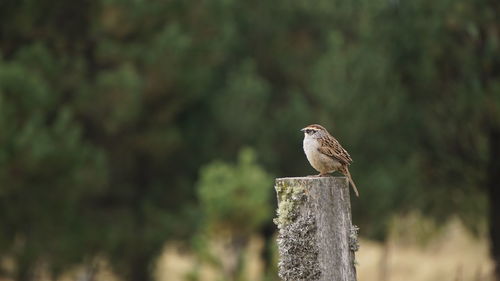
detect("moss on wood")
(273, 180), (306, 228)
(274, 179), (321, 281)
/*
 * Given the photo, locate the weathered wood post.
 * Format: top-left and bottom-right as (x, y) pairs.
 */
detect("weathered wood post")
(274, 176), (359, 281)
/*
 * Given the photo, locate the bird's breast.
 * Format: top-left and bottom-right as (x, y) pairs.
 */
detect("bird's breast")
(303, 137), (319, 159)
(303, 137), (341, 173)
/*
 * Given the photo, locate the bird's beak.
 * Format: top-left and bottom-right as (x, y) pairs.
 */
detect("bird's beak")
(300, 128), (306, 132)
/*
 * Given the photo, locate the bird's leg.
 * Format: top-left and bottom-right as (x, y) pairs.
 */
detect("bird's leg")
(317, 173), (330, 177)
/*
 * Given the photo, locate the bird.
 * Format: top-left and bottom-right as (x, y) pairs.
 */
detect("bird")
(301, 124), (359, 197)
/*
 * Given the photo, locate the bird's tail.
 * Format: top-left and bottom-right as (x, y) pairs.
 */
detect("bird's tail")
(339, 166), (359, 197)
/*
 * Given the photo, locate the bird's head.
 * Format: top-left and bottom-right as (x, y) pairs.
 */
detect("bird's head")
(300, 124), (328, 138)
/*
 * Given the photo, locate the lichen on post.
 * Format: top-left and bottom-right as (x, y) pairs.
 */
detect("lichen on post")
(274, 177), (358, 281)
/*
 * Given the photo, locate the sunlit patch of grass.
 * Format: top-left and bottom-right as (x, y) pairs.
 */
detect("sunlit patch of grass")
(357, 217), (493, 281)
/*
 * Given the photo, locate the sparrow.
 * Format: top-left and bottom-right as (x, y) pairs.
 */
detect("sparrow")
(301, 124), (359, 197)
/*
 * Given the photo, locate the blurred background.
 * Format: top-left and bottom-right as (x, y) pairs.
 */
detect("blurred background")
(0, 0), (499, 280)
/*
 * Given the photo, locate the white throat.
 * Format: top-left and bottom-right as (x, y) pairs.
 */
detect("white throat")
(303, 134), (319, 158)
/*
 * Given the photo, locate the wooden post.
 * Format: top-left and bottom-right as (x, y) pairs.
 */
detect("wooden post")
(274, 177), (358, 281)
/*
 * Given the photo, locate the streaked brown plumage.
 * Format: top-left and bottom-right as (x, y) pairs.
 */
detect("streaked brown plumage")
(301, 124), (359, 197)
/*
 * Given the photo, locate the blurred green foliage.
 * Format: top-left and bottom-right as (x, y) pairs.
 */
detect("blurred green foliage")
(198, 148), (272, 235)
(1, 0), (499, 280)
(196, 148), (272, 280)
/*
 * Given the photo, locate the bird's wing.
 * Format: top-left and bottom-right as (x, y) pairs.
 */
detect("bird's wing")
(317, 136), (353, 165)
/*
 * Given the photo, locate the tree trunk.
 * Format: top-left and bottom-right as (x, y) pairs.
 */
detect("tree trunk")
(274, 177), (358, 281)
(489, 128), (500, 281)
(127, 253), (152, 281)
(378, 240), (390, 281)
